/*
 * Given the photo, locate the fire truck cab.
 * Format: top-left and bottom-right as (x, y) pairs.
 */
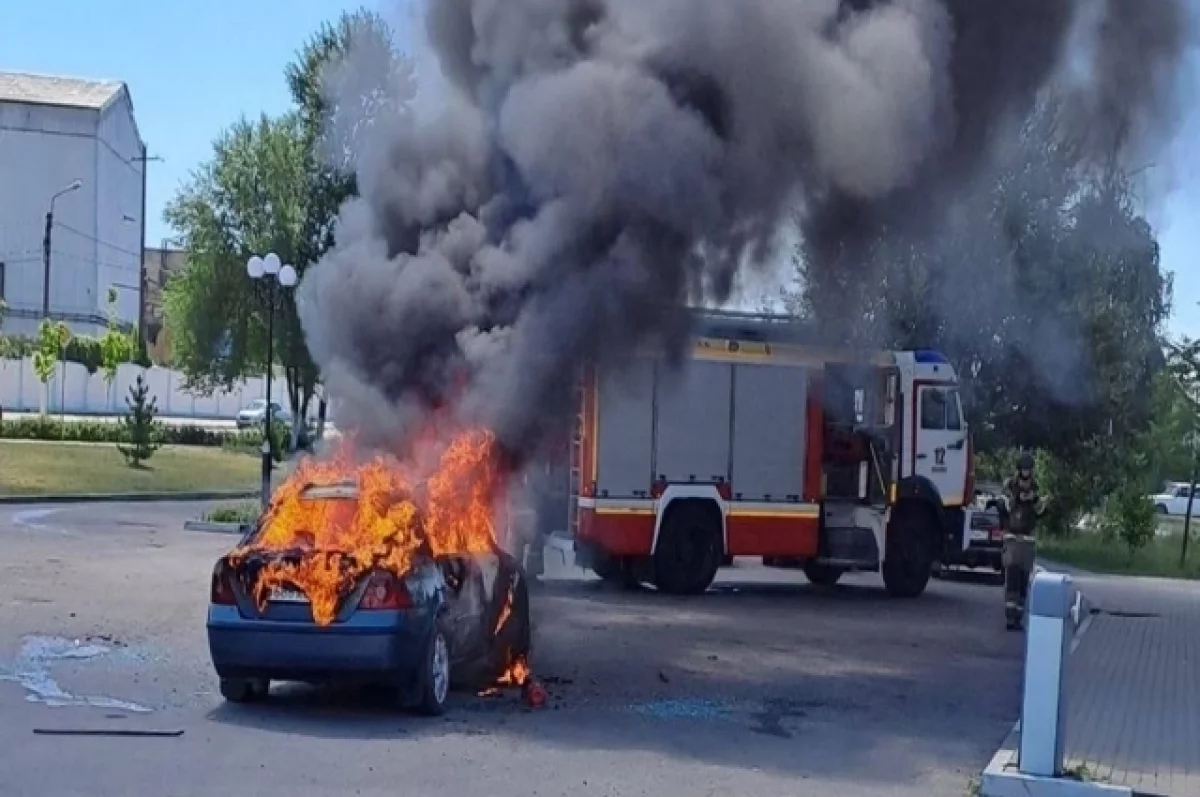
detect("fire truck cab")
(569, 310), (979, 597)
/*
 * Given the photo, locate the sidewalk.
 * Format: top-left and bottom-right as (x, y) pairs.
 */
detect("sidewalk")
(1062, 575), (1200, 796)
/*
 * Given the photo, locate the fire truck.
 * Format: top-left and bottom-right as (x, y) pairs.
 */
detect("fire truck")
(568, 310), (981, 597)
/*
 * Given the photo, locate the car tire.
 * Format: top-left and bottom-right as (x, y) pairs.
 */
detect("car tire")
(653, 501), (722, 596)
(1157, 504), (1169, 515)
(219, 677), (268, 703)
(803, 561), (844, 587)
(415, 626), (451, 717)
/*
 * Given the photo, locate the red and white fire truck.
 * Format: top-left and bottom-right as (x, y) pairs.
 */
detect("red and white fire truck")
(569, 310), (987, 597)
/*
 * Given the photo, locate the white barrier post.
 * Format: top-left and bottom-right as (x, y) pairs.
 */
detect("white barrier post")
(1018, 571), (1073, 777)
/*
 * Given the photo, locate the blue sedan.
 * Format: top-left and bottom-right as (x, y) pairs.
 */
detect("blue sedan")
(207, 548), (531, 716)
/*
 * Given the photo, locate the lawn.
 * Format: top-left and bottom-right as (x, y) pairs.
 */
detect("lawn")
(1040, 528), (1200, 580)
(0, 440), (260, 497)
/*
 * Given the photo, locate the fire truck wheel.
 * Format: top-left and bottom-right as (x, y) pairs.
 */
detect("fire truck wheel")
(803, 561), (844, 587)
(882, 505), (934, 598)
(594, 556), (641, 590)
(653, 501), (722, 595)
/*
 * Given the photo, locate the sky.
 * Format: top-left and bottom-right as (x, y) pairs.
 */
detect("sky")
(1, 0), (1197, 338)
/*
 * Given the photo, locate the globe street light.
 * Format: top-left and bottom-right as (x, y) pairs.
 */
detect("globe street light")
(247, 252), (299, 509)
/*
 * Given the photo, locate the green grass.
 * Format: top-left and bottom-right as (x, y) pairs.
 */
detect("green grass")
(1040, 528), (1200, 580)
(0, 440), (260, 497)
(203, 501), (262, 524)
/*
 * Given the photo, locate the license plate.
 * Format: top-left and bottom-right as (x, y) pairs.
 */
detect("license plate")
(270, 587), (309, 604)
(969, 528), (989, 541)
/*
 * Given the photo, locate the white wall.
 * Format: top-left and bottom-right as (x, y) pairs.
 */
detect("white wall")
(95, 91), (143, 328)
(0, 93), (144, 337)
(0, 102), (99, 327)
(0, 356), (318, 421)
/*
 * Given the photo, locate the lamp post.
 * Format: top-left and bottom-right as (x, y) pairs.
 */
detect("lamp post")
(247, 253), (298, 509)
(43, 179), (83, 318)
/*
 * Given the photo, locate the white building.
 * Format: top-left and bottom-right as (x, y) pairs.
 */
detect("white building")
(0, 71), (145, 338)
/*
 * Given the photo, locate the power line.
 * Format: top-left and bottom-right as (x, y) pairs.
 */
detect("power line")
(53, 221), (142, 258)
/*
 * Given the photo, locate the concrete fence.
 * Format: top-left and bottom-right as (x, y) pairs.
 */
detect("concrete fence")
(0, 356), (301, 421)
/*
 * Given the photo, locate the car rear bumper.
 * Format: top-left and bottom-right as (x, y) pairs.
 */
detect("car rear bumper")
(207, 606), (430, 683)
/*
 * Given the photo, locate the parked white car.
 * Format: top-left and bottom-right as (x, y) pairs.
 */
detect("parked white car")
(1149, 482), (1200, 516)
(235, 399), (292, 429)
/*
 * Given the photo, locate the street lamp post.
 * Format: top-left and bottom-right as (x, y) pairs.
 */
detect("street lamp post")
(43, 179), (83, 318)
(247, 253), (298, 510)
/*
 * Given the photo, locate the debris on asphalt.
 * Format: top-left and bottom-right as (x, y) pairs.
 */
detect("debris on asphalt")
(33, 728), (184, 737)
(657, 670), (670, 683)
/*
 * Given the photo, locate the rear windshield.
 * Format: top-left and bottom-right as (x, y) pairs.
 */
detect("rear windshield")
(300, 482), (359, 500)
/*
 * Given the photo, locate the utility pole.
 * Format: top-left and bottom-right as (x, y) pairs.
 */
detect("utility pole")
(1184, 430), (1200, 568)
(128, 150), (162, 349)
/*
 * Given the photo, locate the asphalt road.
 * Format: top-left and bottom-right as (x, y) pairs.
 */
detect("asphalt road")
(0, 502), (1024, 797)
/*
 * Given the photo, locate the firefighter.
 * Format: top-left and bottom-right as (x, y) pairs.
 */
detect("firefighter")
(1002, 451), (1044, 631)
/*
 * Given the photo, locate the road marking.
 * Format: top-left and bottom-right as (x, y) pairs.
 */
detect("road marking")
(11, 508), (61, 531)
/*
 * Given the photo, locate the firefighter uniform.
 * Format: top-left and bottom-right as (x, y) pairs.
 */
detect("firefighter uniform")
(1002, 457), (1040, 630)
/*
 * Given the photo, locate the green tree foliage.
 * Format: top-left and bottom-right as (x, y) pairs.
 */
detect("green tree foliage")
(100, 287), (135, 389)
(31, 320), (70, 416)
(1103, 483), (1158, 557)
(795, 103), (1170, 525)
(118, 374), (160, 467)
(164, 9), (412, 428)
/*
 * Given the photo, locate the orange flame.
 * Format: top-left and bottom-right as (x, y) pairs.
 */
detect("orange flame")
(498, 654), (531, 688)
(233, 427), (501, 626)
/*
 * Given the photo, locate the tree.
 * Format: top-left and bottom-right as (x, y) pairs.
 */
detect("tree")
(1166, 337), (1200, 563)
(99, 287), (135, 410)
(164, 9), (413, 438)
(31, 320), (70, 417)
(118, 374), (160, 467)
(792, 102), (1171, 525)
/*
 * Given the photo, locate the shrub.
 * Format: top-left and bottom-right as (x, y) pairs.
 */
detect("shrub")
(204, 502), (261, 525)
(1108, 485), (1158, 558)
(1, 418), (263, 448)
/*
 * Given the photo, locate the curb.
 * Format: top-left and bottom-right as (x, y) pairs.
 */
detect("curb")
(0, 490), (259, 506)
(183, 520), (252, 535)
(982, 727), (1133, 797)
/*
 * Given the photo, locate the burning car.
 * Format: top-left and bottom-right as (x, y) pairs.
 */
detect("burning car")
(206, 432), (533, 715)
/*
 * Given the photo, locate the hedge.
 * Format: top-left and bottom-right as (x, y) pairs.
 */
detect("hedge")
(0, 333), (151, 370)
(0, 417), (263, 449)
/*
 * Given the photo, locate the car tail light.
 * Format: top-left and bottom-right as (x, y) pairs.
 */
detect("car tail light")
(359, 571), (412, 611)
(210, 561), (237, 606)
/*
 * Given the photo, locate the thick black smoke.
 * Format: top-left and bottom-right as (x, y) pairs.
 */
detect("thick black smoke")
(297, 0), (1191, 455)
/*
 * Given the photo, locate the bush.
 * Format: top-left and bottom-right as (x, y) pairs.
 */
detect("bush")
(0, 417), (262, 448)
(3, 333), (107, 374)
(204, 502), (261, 525)
(1107, 485), (1158, 557)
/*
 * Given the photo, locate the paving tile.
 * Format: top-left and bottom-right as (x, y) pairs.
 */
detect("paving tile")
(1057, 577), (1200, 796)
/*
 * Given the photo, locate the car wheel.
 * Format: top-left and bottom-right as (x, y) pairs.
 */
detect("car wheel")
(415, 626), (451, 716)
(219, 677), (268, 703)
(1157, 504), (1169, 515)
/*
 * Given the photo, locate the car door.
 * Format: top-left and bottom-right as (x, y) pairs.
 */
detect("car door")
(914, 385), (968, 506)
(438, 558), (489, 663)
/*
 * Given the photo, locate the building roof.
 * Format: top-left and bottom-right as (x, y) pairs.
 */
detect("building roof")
(0, 71), (124, 110)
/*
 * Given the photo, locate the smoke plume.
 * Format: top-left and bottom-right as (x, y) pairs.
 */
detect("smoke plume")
(298, 0), (1192, 455)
